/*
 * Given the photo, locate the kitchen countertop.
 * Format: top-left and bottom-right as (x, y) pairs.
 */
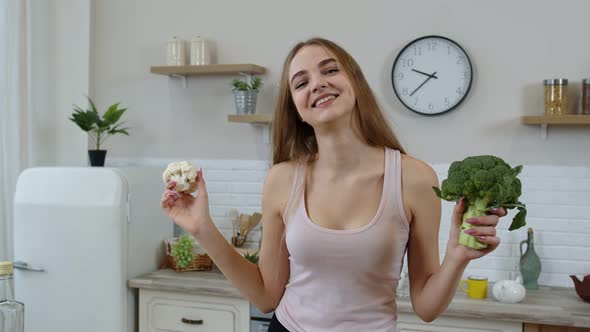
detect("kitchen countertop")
(397, 282), (590, 328)
(129, 267), (244, 298)
(128, 268), (590, 328)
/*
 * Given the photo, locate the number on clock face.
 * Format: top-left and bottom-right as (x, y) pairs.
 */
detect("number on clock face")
(391, 35), (473, 115)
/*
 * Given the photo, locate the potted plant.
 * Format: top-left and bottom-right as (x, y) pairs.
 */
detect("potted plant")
(69, 96), (130, 166)
(231, 77), (262, 115)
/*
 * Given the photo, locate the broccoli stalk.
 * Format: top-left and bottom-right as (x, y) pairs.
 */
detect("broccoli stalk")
(459, 196), (493, 250)
(433, 155), (527, 250)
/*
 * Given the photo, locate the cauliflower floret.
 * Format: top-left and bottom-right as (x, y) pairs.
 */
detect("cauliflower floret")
(162, 161), (199, 193)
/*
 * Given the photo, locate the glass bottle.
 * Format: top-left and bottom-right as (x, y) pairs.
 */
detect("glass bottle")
(0, 261), (24, 332)
(582, 79), (590, 115)
(544, 79), (568, 115)
(519, 228), (542, 290)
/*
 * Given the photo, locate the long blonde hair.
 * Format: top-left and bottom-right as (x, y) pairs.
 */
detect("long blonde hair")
(272, 37), (406, 165)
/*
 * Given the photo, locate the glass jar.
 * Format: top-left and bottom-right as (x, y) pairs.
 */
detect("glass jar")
(544, 79), (568, 115)
(582, 79), (590, 115)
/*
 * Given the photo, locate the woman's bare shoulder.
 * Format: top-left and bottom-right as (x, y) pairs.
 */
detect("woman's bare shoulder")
(263, 160), (301, 212)
(400, 154), (438, 190)
(266, 160), (300, 187)
(399, 154), (439, 223)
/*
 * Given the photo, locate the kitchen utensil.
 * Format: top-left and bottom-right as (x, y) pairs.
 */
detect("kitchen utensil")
(245, 212), (262, 237)
(232, 234), (246, 247)
(228, 208), (239, 238)
(239, 213), (251, 235)
(231, 213), (251, 247)
(231, 212), (262, 248)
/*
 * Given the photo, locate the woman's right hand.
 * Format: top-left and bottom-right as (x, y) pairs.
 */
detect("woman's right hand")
(160, 169), (213, 236)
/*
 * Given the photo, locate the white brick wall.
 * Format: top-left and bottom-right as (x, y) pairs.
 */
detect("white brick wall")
(202, 160), (267, 247)
(110, 158), (590, 288)
(109, 158), (270, 248)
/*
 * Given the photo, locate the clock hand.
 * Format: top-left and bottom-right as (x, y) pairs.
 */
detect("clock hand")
(410, 71), (437, 97)
(412, 69), (438, 79)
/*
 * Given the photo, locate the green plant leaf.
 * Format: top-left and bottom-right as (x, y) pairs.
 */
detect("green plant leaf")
(69, 96), (130, 150)
(232, 78), (250, 91)
(103, 104), (126, 125)
(250, 77), (262, 91)
(509, 205), (527, 231)
(243, 250), (259, 264)
(171, 234), (194, 268)
(432, 186), (442, 198)
(93, 111), (105, 128)
(86, 95), (99, 114)
(72, 105), (86, 114)
(108, 123), (129, 134)
(69, 107), (97, 132)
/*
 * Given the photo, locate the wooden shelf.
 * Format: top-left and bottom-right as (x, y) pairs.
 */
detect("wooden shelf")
(150, 63), (272, 144)
(228, 114), (272, 143)
(150, 64), (266, 76)
(521, 115), (590, 125)
(227, 114), (272, 124)
(521, 115), (590, 139)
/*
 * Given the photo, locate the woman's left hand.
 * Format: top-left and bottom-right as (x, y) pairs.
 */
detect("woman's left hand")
(446, 197), (507, 263)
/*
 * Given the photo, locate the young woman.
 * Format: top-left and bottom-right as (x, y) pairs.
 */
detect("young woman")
(161, 38), (506, 332)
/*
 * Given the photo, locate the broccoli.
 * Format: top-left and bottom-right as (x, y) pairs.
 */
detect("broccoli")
(432, 155), (527, 250)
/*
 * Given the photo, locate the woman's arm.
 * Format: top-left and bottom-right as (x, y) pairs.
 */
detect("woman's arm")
(162, 163), (292, 313)
(401, 156), (504, 322)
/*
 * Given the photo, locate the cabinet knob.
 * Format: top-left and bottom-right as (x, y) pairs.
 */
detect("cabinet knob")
(181, 317), (204, 325)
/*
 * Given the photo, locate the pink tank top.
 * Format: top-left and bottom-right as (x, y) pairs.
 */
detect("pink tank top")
(275, 147), (410, 332)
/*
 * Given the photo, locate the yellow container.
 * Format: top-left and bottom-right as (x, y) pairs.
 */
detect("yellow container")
(544, 79), (568, 115)
(459, 275), (488, 299)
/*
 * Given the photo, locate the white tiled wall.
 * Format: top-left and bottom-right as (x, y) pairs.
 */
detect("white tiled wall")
(110, 158), (590, 288)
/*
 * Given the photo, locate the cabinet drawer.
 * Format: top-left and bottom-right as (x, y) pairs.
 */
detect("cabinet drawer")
(139, 289), (250, 332)
(151, 301), (234, 331)
(397, 313), (521, 332)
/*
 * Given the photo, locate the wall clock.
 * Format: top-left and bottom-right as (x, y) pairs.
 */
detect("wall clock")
(391, 35), (473, 115)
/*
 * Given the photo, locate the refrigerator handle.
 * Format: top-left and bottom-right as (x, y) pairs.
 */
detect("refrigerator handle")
(13, 260), (46, 272)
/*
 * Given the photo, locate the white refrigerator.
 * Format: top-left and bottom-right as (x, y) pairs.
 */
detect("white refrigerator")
(13, 167), (172, 332)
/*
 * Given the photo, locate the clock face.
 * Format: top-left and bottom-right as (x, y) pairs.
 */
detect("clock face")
(391, 35), (473, 115)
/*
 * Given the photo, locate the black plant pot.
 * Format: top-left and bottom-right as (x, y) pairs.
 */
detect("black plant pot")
(88, 150), (107, 167)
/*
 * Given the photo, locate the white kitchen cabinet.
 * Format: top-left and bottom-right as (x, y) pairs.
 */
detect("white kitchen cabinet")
(397, 313), (521, 332)
(139, 289), (249, 332)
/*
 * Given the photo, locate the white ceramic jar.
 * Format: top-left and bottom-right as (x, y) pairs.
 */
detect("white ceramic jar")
(166, 36), (187, 66)
(190, 36), (211, 65)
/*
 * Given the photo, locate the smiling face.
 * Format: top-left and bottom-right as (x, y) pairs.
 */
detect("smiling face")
(272, 38), (407, 165)
(288, 45), (356, 127)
